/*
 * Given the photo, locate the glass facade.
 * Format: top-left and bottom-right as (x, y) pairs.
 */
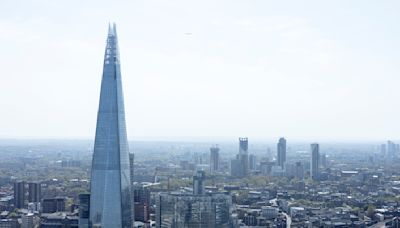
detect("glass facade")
(156, 193), (233, 228)
(89, 24), (133, 228)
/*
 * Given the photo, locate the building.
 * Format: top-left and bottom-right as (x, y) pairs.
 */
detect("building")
(249, 154), (256, 170)
(209, 145), (220, 173)
(42, 198), (66, 213)
(156, 193), (233, 228)
(78, 194), (90, 228)
(0, 219), (18, 228)
(133, 184), (150, 223)
(27, 182), (41, 203)
(277, 137), (286, 169)
(129, 152), (135, 224)
(262, 206), (279, 219)
(230, 159), (242, 177)
(13, 181), (25, 209)
(21, 213), (36, 228)
(387, 140), (398, 160)
(89, 24), (134, 228)
(129, 153), (134, 186)
(320, 153), (327, 168)
(231, 138), (249, 177)
(294, 161), (304, 180)
(238, 137), (249, 176)
(41, 214), (78, 228)
(193, 170), (205, 195)
(310, 143), (320, 180)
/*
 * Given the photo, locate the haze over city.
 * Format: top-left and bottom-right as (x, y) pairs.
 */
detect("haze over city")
(1, 0), (400, 141)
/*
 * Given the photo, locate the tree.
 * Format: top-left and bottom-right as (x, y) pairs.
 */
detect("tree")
(366, 205), (376, 217)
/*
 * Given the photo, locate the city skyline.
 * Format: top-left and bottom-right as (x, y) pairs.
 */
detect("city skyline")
(1, 1), (400, 141)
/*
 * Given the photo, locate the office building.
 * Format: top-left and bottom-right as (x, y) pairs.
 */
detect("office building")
(277, 138), (286, 168)
(193, 170), (205, 195)
(320, 153), (327, 168)
(42, 198), (66, 213)
(310, 143), (320, 180)
(295, 162), (304, 180)
(387, 140), (397, 159)
(230, 159), (242, 177)
(231, 137), (249, 177)
(156, 193), (233, 228)
(249, 154), (257, 170)
(89, 24), (133, 228)
(79, 194), (90, 228)
(21, 213), (36, 228)
(209, 145), (220, 173)
(133, 184), (150, 223)
(27, 182), (41, 203)
(0, 219), (18, 228)
(41, 214), (78, 228)
(238, 137), (249, 176)
(13, 181), (25, 209)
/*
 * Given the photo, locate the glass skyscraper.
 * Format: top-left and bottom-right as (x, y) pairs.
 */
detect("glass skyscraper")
(89, 24), (133, 228)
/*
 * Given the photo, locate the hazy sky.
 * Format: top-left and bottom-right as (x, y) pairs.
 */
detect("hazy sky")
(1, 0), (400, 141)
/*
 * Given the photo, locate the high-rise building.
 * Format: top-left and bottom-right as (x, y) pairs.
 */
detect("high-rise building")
(310, 144), (320, 180)
(295, 162), (304, 180)
(27, 182), (41, 203)
(13, 181), (25, 209)
(209, 145), (220, 173)
(277, 138), (286, 168)
(156, 193), (233, 228)
(230, 159), (242, 177)
(79, 194), (90, 228)
(193, 170), (205, 195)
(249, 154), (257, 170)
(133, 184), (150, 223)
(320, 153), (327, 168)
(238, 137), (249, 176)
(387, 140), (397, 160)
(230, 138), (250, 177)
(89, 24), (133, 228)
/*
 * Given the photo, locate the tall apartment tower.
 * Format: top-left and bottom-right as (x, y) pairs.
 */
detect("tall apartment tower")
(209, 145), (220, 173)
(277, 137), (286, 169)
(14, 181), (25, 209)
(238, 137), (249, 176)
(310, 143), (320, 180)
(28, 182), (41, 203)
(193, 170), (205, 195)
(89, 24), (133, 228)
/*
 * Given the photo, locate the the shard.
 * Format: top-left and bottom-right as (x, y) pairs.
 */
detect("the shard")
(90, 24), (133, 228)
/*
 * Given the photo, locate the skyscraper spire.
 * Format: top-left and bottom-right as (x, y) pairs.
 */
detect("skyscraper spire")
(89, 24), (133, 228)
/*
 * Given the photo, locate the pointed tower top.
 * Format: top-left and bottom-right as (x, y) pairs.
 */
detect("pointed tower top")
(108, 22), (117, 36)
